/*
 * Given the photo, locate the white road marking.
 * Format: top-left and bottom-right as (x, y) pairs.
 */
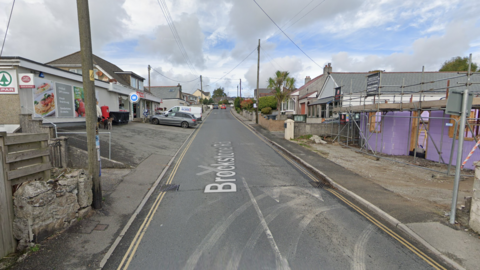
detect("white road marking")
(259, 187), (282, 202)
(196, 165), (222, 175)
(242, 177), (291, 270)
(353, 224), (376, 270)
(182, 194), (268, 270)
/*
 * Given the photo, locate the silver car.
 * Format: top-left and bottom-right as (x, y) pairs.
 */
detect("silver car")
(150, 112), (197, 128)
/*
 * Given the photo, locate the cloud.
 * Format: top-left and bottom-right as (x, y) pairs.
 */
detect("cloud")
(136, 13), (206, 70)
(331, 20), (480, 72)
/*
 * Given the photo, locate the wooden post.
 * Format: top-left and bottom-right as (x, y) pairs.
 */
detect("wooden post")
(77, 0), (102, 209)
(256, 39), (260, 124)
(0, 134), (16, 256)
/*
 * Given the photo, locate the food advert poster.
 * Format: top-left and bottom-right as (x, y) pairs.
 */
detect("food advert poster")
(74, 86), (86, 117)
(56, 82), (74, 117)
(33, 78), (55, 118)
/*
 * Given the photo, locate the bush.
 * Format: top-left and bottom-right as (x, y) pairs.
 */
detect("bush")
(261, 107), (272, 114)
(258, 96), (277, 110)
(240, 99), (254, 110)
(234, 97), (243, 109)
(236, 107), (241, 113)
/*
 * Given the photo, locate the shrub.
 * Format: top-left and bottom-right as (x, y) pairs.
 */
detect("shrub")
(240, 99), (254, 110)
(236, 107), (241, 113)
(261, 107), (272, 114)
(234, 97), (243, 109)
(258, 96), (277, 110)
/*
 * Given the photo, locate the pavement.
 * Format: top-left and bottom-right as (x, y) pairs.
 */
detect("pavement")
(231, 109), (480, 270)
(8, 112), (209, 270)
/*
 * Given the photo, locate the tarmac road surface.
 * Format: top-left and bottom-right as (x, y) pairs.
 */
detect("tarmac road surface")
(104, 108), (446, 270)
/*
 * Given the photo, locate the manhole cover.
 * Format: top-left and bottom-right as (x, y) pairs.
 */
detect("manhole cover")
(161, 184), (180, 191)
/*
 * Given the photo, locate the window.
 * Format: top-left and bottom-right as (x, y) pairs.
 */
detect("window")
(369, 112), (382, 133)
(449, 109), (480, 140)
(138, 80), (144, 90)
(316, 105), (320, 118)
(131, 77), (138, 88)
(282, 98), (295, 111)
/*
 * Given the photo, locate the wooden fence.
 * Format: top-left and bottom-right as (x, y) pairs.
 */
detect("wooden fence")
(0, 132), (52, 257)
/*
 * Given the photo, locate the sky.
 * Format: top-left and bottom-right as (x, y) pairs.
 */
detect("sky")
(1, 0), (480, 97)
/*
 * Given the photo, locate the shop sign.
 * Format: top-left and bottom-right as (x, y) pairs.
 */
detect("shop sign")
(0, 69), (18, 94)
(129, 92), (139, 103)
(136, 91), (145, 98)
(19, 73), (35, 88)
(56, 83), (74, 117)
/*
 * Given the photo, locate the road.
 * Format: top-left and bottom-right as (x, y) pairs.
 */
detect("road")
(104, 108), (446, 270)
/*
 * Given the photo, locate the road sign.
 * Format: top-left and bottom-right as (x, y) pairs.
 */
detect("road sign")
(446, 90), (473, 115)
(129, 92), (139, 103)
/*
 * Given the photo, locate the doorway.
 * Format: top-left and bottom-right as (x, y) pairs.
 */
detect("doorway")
(409, 111), (430, 158)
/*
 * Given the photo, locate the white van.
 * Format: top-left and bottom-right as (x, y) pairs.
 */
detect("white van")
(165, 106), (203, 121)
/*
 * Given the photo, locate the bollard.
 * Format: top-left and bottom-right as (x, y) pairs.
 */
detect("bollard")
(284, 119), (294, 140)
(469, 161), (480, 233)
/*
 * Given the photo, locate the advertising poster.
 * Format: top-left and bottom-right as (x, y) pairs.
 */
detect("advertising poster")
(33, 78), (55, 117)
(56, 83), (74, 117)
(74, 86), (86, 117)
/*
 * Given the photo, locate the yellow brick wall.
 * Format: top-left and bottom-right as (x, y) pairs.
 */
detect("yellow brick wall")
(0, 94), (21, 124)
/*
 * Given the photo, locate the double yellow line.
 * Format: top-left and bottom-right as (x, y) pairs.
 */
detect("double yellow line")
(117, 115), (207, 270)
(231, 110), (446, 270)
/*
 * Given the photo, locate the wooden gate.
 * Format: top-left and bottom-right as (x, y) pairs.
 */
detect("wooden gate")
(0, 132), (52, 257)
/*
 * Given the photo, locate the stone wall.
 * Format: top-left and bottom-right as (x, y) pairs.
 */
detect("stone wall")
(294, 122), (347, 138)
(67, 145), (129, 169)
(0, 94), (21, 124)
(13, 170), (93, 250)
(258, 115), (285, 132)
(242, 110), (254, 121)
(19, 114), (55, 138)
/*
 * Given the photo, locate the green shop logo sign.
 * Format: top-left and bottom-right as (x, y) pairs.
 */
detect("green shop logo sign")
(0, 71), (12, 87)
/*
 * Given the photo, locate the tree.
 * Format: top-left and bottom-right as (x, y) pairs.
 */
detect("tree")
(202, 98), (209, 105)
(240, 99), (254, 110)
(234, 97), (243, 109)
(258, 96), (277, 110)
(220, 99), (229, 105)
(212, 87), (227, 99)
(439, 56), (478, 72)
(267, 70), (296, 111)
(208, 98), (214, 104)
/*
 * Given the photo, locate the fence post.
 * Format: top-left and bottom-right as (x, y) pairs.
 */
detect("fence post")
(0, 135), (16, 257)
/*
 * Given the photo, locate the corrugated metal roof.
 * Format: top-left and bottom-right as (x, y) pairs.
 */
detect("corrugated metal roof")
(330, 72), (480, 94)
(310, 96), (333, 105)
(148, 86), (181, 99)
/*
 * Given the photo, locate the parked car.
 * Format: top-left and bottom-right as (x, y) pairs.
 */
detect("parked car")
(213, 104), (219, 109)
(150, 112), (197, 128)
(220, 104), (226, 109)
(164, 106), (202, 121)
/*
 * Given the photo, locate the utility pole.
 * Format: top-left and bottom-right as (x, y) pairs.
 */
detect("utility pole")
(77, 0), (101, 209)
(237, 85), (239, 97)
(200, 75), (203, 91)
(148, 65), (151, 91)
(240, 79), (242, 98)
(256, 39), (260, 124)
(450, 54), (473, 224)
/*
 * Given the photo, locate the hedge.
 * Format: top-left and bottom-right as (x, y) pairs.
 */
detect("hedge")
(258, 96), (277, 110)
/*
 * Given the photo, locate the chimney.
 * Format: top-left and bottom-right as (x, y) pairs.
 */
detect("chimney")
(177, 83), (182, 98)
(305, 76), (311, 85)
(323, 63), (332, 75)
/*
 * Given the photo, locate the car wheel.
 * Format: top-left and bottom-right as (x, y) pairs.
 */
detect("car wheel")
(181, 121), (189, 128)
(152, 118), (159, 125)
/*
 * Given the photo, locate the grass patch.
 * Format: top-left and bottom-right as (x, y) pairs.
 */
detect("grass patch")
(296, 134), (313, 140)
(29, 245), (40, 252)
(298, 143), (311, 148)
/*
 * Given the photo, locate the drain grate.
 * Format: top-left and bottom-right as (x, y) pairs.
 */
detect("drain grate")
(161, 184), (180, 192)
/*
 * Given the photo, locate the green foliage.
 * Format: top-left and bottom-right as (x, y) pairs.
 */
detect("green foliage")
(267, 70), (296, 110)
(207, 98), (214, 104)
(258, 96), (277, 110)
(261, 107), (272, 114)
(296, 134), (313, 140)
(440, 56), (478, 72)
(220, 99), (229, 105)
(212, 87), (227, 98)
(29, 245), (40, 252)
(202, 98), (209, 105)
(234, 97), (243, 109)
(236, 107), (241, 113)
(240, 99), (254, 110)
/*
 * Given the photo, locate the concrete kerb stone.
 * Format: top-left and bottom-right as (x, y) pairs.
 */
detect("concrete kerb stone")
(230, 109), (465, 270)
(98, 108), (211, 269)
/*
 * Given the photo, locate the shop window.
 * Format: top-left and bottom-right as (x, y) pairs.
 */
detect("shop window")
(316, 105), (320, 118)
(449, 109), (480, 140)
(369, 112), (382, 133)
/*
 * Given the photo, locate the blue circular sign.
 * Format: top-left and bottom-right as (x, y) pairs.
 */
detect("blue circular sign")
(129, 93), (139, 103)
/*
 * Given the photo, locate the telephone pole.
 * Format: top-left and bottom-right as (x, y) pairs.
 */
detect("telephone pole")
(200, 75), (203, 91)
(148, 65), (151, 91)
(256, 39), (260, 124)
(240, 79), (242, 98)
(77, 0), (101, 209)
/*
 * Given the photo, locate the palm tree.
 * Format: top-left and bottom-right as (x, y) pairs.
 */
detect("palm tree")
(267, 71), (296, 111)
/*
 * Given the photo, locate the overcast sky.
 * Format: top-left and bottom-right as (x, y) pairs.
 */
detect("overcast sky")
(1, 0), (479, 96)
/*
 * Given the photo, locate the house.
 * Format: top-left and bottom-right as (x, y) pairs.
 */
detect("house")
(254, 88), (274, 99)
(46, 51), (161, 119)
(147, 85), (187, 111)
(321, 70), (480, 170)
(182, 92), (199, 105)
(192, 89), (210, 100)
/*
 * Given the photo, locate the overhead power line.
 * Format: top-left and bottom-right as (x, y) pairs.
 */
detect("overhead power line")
(0, 0), (16, 58)
(252, 0), (322, 69)
(284, 0), (327, 31)
(156, 0), (198, 74)
(152, 69), (198, 83)
(212, 47), (257, 84)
